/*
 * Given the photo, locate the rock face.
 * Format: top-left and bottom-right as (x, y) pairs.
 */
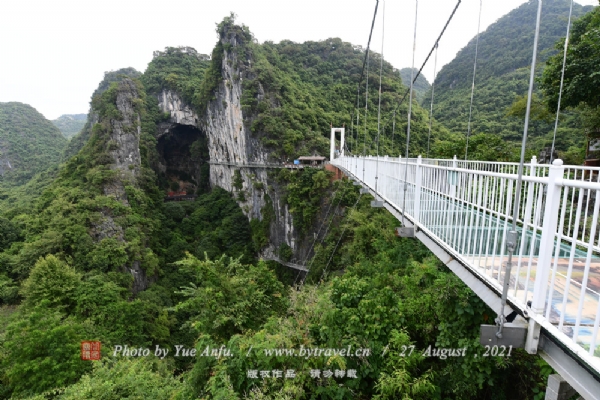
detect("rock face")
(158, 90), (199, 128)
(102, 79), (141, 202)
(201, 26), (302, 260)
(109, 80), (141, 179)
(93, 78), (152, 293)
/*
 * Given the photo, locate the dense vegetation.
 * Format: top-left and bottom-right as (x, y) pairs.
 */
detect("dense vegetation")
(423, 0), (593, 163)
(541, 3), (600, 143)
(400, 67), (431, 103)
(183, 179), (550, 399)
(142, 46), (211, 109)
(0, 103), (67, 189)
(52, 114), (87, 140)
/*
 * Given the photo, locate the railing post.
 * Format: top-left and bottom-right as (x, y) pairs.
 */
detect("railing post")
(525, 158), (564, 353)
(450, 155), (458, 198)
(414, 155), (422, 224)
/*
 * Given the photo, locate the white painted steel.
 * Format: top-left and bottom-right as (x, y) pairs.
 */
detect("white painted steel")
(334, 155), (600, 369)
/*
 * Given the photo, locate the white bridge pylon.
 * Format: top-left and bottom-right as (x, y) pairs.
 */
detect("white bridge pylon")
(333, 155), (600, 399)
(330, 127), (345, 161)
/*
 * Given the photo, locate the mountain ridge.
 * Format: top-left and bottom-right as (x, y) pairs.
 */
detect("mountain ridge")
(0, 102), (67, 188)
(52, 114), (87, 139)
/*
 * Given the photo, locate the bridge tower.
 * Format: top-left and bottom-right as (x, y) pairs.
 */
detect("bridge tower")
(330, 127), (345, 161)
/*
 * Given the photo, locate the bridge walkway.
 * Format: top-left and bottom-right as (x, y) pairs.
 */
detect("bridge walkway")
(333, 155), (600, 399)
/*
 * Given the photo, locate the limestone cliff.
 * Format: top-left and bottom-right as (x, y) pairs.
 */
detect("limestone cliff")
(92, 78), (151, 293)
(143, 33), (331, 264)
(105, 78), (141, 193)
(158, 89), (199, 128)
(200, 23), (300, 261)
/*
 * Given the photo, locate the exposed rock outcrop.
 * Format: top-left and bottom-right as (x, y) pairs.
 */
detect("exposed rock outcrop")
(158, 89), (199, 129)
(201, 25), (306, 261)
(102, 79), (141, 203)
(92, 78), (152, 293)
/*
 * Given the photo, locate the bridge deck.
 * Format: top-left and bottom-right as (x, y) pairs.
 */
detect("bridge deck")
(262, 257), (308, 272)
(209, 161), (322, 169)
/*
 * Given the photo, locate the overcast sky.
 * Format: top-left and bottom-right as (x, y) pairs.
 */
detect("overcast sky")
(0, 0), (596, 120)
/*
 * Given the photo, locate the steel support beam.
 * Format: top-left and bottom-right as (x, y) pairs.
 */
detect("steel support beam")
(539, 333), (600, 400)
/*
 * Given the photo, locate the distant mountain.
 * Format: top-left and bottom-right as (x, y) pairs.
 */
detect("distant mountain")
(52, 114), (87, 139)
(400, 67), (430, 103)
(0, 102), (67, 187)
(423, 0), (594, 154)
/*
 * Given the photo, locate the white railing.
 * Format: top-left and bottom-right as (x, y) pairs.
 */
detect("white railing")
(334, 155), (600, 367)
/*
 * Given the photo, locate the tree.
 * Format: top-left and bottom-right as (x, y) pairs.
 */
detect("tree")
(0, 217), (21, 252)
(541, 5), (600, 131)
(541, 5), (600, 110)
(20, 254), (81, 311)
(172, 254), (288, 342)
(506, 93), (552, 122)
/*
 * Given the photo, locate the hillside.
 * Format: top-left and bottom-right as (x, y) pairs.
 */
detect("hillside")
(52, 114), (87, 139)
(0, 102), (67, 187)
(400, 67), (431, 103)
(424, 0), (593, 160)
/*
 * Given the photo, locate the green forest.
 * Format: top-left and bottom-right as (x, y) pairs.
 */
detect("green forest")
(424, 0), (594, 163)
(0, 0), (599, 398)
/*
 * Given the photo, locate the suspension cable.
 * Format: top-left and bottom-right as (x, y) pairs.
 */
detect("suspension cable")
(363, 50), (370, 177)
(349, 111), (354, 155)
(391, 109), (396, 156)
(316, 198), (346, 260)
(381, 0), (462, 135)
(497, 0), (543, 339)
(318, 193), (364, 283)
(550, 0), (574, 164)
(375, 0), (386, 193)
(427, 42), (439, 158)
(401, 0), (419, 227)
(355, 102), (359, 175)
(465, 0), (483, 160)
(293, 189), (341, 285)
(349, 0), (379, 158)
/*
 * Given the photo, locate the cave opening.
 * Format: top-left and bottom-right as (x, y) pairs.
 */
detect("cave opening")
(157, 124), (210, 196)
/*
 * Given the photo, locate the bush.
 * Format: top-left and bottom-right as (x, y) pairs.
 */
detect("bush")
(0, 306), (93, 397)
(59, 358), (184, 399)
